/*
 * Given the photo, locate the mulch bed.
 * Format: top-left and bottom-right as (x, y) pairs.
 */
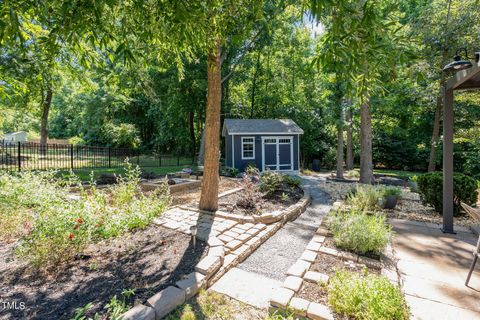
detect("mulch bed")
(0, 225), (208, 320)
(218, 186), (303, 216)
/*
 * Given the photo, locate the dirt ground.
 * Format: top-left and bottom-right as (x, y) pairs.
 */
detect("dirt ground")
(0, 225), (208, 320)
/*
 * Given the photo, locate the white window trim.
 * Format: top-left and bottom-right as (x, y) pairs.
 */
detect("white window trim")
(241, 136), (255, 160)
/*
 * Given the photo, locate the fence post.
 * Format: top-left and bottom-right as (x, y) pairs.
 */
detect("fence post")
(108, 147), (111, 168)
(70, 144), (74, 170)
(158, 154), (162, 167)
(177, 155), (180, 166)
(17, 142), (21, 172)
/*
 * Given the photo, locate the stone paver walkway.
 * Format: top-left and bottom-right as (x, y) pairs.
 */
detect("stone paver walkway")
(212, 176), (331, 306)
(391, 218), (480, 320)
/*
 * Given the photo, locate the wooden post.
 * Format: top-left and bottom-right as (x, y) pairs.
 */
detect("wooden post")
(442, 87), (455, 233)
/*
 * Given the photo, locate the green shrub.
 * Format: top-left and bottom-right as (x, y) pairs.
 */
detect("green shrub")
(283, 174), (301, 188)
(380, 186), (402, 198)
(346, 185), (382, 212)
(68, 136), (86, 146)
(346, 169), (360, 178)
(417, 172), (478, 216)
(259, 171), (284, 194)
(245, 163), (260, 176)
(328, 209), (391, 256)
(221, 166), (239, 177)
(328, 270), (409, 320)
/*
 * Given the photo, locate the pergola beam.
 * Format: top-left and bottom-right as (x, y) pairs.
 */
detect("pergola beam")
(442, 59), (480, 233)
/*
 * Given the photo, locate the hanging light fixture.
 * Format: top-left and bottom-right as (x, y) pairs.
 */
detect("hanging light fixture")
(443, 48), (473, 72)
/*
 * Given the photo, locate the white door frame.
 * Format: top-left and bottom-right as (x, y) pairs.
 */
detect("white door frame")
(261, 136), (293, 172)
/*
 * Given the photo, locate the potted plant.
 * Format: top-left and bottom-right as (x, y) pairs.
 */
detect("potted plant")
(380, 186), (402, 209)
(408, 175), (418, 192)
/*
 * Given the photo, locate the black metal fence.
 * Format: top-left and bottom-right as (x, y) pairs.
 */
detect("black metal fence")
(0, 141), (196, 171)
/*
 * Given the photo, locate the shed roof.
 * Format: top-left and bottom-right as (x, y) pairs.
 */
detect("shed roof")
(222, 119), (304, 136)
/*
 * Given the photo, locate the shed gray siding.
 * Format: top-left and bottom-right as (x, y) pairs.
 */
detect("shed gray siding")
(225, 134), (300, 172)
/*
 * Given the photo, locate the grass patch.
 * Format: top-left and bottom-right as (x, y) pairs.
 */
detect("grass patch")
(58, 165), (196, 182)
(166, 290), (236, 320)
(328, 270), (409, 320)
(328, 209), (391, 256)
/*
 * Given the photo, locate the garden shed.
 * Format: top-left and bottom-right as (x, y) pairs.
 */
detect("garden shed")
(222, 119), (303, 173)
(1, 131), (27, 144)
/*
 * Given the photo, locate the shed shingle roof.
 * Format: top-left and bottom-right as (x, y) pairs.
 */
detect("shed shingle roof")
(222, 119), (303, 136)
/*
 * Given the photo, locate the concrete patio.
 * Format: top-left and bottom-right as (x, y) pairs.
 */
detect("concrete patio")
(391, 218), (480, 319)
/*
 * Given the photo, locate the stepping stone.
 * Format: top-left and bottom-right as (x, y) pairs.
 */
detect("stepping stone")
(207, 237), (224, 247)
(235, 224), (250, 231)
(283, 276), (303, 292)
(304, 271), (329, 284)
(195, 256), (222, 277)
(121, 304), (155, 320)
(270, 287), (294, 308)
(163, 221), (180, 230)
(286, 260), (311, 277)
(318, 246), (338, 256)
(146, 286), (185, 319)
(307, 302), (334, 320)
(312, 235), (326, 244)
(289, 297), (310, 316)
(338, 251), (358, 262)
(300, 250), (317, 263)
(236, 233), (252, 242)
(225, 239), (243, 251)
(306, 241), (322, 252)
(253, 223), (267, 231)
(218, 234), (234, 243)
(208, 246), (225, 259)
(224, 230), (240, 238)
(175, 272), (206, 299)
(230, 226), (245, 234)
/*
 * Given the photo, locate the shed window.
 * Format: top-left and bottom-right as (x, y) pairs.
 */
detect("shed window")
(241, 137), (255, 159)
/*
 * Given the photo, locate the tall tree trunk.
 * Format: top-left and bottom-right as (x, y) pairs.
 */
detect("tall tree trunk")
(359, 92), (374, 184)
(40, 85), (53, 155)
(250, 51), (261, 119)
(336, 96), (344, 179)
(346, 99), (354, 170)
(189, 111), (196, 157)
(199, 43), (222, 212)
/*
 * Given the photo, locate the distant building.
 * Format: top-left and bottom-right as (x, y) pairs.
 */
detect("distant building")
(1, 131), (28, 144)
(222, 119), (303, 173)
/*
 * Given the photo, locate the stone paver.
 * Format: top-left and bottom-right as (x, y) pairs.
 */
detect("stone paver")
(270, 287), (295, 308)
(391, 218), (480, 319)
(283, 275), (303, 292)
(211, 267), (282, 308)
(289, 297), (310, 316)
(304, 271), (329, 284)
(307, 302), (334, 320)
(146, 286), (185, 319)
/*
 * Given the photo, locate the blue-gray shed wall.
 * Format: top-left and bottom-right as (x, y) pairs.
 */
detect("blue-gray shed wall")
(224, 134), (300, 172)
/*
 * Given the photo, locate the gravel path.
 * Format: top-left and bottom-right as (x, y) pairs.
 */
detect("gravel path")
(237, 175), (332, 281)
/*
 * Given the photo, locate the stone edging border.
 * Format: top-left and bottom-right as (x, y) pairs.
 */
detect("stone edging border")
(179, 190), (311, 224)
(269, 201), (402, 320)
(121, 191), (312, 320)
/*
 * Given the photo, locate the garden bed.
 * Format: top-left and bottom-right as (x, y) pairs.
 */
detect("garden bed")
(296, 252), (381, 308)
(218, 186), (303, 216)
(0, 225), (208, 320)
(170, 177), (241, 206)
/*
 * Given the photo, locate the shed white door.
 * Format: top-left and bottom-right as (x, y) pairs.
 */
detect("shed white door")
(262, 136), (293, 171)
